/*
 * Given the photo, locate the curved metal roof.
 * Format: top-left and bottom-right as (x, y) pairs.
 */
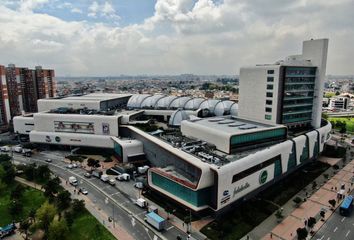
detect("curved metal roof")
(169, 96), (192, 110)
(230, 103), (238, 116)
(127, 94), (151, 109)
(169, 109), (189, 126)
(155, 96), (178, 109)
(184, 98), (206, 110)
(214, 100), (236, 116)
(199, 99), (221, 114)
(140, 95), (165, 109)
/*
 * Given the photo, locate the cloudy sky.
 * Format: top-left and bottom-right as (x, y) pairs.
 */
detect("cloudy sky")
(0, 0), (353, 76)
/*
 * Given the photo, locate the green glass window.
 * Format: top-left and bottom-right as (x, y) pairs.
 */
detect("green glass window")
(265, 114), (272, 120)
(230, 128), (286, 146)
(266, 92), (273, 97)
(287, 144), (297, 171)
(151, 172), (210, 207)
(267, 77), (274, 82)
(274, 159), (282, 178)
(300, 138), (309, 163)
(114, 142), (123, 157)
(267, 84), (274, 90)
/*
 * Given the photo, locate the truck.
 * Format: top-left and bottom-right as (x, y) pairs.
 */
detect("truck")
(12, 145), (23, 153)
(100, 174), (109, 182)
(135, 198), (147, 208)
(92, 170), (102, 178)
(69, 176), (78, 186)
(22, 148), (32, 157)
(137, 165), (150, 174)
(116, 173), (130, 181)
(144, 212), (166, 231)
(0, 223), (16, 238)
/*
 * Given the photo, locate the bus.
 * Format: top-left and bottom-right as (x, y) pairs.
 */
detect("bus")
(339, 195), (354, 216)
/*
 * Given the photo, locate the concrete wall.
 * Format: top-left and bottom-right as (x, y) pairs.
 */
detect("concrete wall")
(238, 65), (281, 124)
(33, 113), (119, 136)
(13, 116), (34, 134)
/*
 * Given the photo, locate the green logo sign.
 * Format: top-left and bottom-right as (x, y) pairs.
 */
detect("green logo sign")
(259, 170), (268, 184)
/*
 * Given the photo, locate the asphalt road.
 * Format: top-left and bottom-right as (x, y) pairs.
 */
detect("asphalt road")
(12, 151), (191, 240)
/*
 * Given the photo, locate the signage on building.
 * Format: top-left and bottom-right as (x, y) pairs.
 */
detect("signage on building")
(233, 182), (250, 198)
(45, 136), (51, 142)
(55, 136), (61, 142)
(259, 170), (268, 185)
(54, 121), (94, 134)
(102, 123), (110, 134)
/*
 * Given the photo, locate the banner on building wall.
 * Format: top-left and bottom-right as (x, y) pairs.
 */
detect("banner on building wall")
(54, 121), (95, 134)
(102, 123), (110, 134)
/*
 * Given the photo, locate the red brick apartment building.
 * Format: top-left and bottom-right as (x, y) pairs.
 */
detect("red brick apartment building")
(0, 64), (56, 130)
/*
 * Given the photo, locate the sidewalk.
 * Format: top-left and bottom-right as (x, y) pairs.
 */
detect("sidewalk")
(15, 176), (133, 240)
(240, 154), (352, 240)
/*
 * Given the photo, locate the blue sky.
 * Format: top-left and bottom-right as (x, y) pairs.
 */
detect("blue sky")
(0, 0), (353, 76)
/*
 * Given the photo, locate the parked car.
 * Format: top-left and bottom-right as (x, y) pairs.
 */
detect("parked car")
(101, 174), (109, 182)
(72, 163), (78, 168)
(109, 179), (116, 186)
(45, 158), (52, 163)
(116, 173), (130, 181)
(84, 172), (91, 178)
(134, 182), (144, 189)
(66, 164), (73, 169)
(79, 188), (88, 195)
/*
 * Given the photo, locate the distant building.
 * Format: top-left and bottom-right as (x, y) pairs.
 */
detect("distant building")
(329, 97), (349, 110)
(0, 64), (56, 130)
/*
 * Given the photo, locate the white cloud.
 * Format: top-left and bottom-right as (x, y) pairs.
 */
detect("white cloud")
(88, 1), (119, 20)
(19, 0), (49, 12)
(71, 7), (82, 14)
(0, 0), (353, 76)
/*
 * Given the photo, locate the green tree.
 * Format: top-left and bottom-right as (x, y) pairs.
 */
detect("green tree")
(307, 217), (316, 229)
(56, 190), (72, 212)
(36, 202), (57, 235)
(48, 219), (69, 240)
(296, 227), (308, 240)
(9, 199), (23, 218)
(0, 161), (15, 184)
(23, 163), (36, 181)
(19, 219), (31, 240)
(36, 165), (51, 182)
(42, 177), (61, 201)
(0, 165), (6, 194)
(11, 184), (25, 200)
(328, 199), (336, 208)
(29, 208), (36, 223)
(72, 199), (85, 216)
(0, 154), (11, 163)
(275, 210), (284, 222)
(293, 196), (303, 207)
(64, 211), (74, 228)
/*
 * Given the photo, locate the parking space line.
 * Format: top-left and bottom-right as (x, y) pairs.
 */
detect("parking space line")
(166, 226), (174, 231)
(334, 227), (338, 232)
(346, 230), (350, 237)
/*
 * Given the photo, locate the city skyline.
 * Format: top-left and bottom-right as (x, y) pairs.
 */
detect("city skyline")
(0, 0), (353, 76)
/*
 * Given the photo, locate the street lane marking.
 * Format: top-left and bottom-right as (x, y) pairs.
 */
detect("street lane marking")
(319, 235), (324, 240)
(342, 217), (346, 222)
(346, 230), (351, 237)
(327, 237), (330, 240)
(166, 226), (174, 231)
(110, 192), (120, 196)
(334, 227), (338, 232)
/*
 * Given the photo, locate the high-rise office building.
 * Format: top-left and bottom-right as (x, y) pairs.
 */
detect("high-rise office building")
(0, 64), (56, 130)
(238, 39), (328, 130)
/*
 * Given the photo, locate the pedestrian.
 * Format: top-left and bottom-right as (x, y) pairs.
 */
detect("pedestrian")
(74, 189), (76, 194)
(246, 235), (249, 240)
(270, 233), (273, 239)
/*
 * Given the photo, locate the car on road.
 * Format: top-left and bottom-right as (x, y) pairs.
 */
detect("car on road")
(66, 164), (73, 169)
(84, 172), (91, 178)
(79, 188), (88, 195)
(134, 182), (144, 189)
(109, 179), (116, 186)
(45, 158), (52, 163)
(72, 163), (78, 168)
(69, 176), (78, 186)
(116, 173), (130, 181)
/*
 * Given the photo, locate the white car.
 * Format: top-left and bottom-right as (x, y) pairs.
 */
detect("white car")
(45, 159), (52, 163)
(79, 188), (88, 195)
(66, 164), (73, 169)
(134, 182), (144, 189)
(72, 163), (78, 168)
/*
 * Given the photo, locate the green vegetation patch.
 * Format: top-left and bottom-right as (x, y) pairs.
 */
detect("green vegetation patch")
(329, 117), (354, 132)
(0, 186), (45, 226)
(67, 210), (116, 240)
